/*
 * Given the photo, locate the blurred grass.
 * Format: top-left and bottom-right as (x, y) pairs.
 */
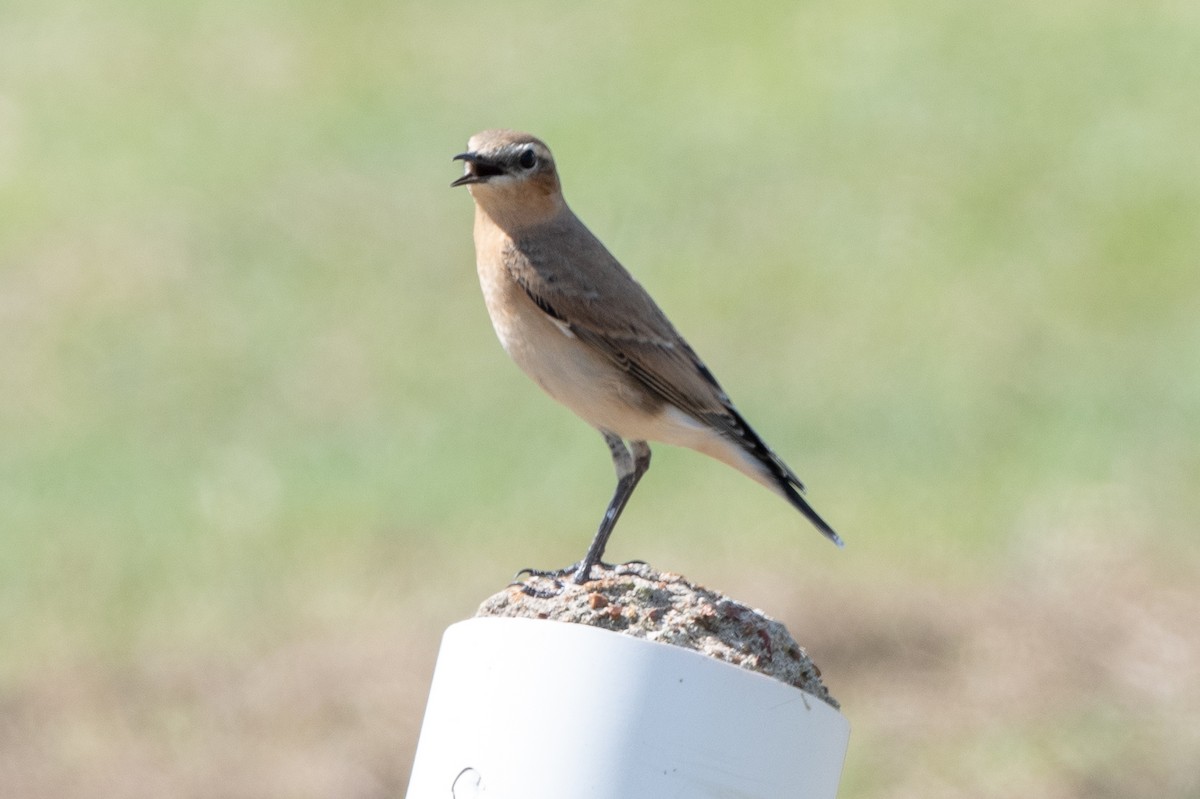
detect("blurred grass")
(1, 0), (1198, 796)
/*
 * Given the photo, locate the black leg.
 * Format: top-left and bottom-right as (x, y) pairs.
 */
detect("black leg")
(574, 433), (651, 584)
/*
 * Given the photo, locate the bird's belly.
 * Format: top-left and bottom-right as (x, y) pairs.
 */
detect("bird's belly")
(478, 266), (663, 439)
(476, 260), (772, 489)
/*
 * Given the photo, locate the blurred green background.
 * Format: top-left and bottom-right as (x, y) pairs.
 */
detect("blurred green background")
(2, 0), (1198, 796)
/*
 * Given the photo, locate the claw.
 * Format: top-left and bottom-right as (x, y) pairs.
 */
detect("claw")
(511, 562), (581, 598)
(514, 562), (581, 581)
(515, 578), (566, 599)
(512, 559), (634, 590)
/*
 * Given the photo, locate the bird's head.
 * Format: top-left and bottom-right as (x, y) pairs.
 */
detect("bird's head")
(452, 130), (565, 225)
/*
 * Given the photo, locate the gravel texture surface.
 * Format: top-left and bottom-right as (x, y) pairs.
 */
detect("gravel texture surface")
(476, 562), (838, 709)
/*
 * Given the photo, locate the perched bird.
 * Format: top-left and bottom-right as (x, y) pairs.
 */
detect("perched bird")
(452, 129), (841, 583)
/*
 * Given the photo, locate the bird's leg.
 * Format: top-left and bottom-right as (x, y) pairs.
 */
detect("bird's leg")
(574, 434), (652, 584)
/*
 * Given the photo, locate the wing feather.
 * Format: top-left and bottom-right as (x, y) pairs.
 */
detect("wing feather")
(502, 214), (807, 494)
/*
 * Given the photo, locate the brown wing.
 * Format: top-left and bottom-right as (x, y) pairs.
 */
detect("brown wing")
(503, 212), (808, 493)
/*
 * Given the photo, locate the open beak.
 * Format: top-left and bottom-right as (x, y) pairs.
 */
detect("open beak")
(451, 152), (506, 187)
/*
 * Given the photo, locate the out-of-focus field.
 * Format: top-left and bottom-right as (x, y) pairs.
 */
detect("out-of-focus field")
(2, 1), (1197, 796)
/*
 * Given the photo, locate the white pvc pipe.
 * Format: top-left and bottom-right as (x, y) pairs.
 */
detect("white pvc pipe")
(406, 617), (849, 799)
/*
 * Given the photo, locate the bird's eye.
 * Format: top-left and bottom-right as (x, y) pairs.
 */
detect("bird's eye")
(518, 149), (537, 169)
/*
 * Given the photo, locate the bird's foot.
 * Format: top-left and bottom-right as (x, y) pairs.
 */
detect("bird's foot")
(510, 559), (649, 595)
(508, 575), (566, 599)
(569, 558), (650, 584)
(512, 563), (583, 581)
(511, 560), (608, 593)
(508, 563), (581, 598)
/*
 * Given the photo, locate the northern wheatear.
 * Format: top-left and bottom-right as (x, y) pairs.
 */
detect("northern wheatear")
(452, 129), (841, 583)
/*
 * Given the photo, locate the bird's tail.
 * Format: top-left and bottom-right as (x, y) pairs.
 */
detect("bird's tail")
(776, 474), (843, 547)
(718, 408), (844, 548)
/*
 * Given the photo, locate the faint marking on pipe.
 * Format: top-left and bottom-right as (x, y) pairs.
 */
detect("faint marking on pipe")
(452, 766), (483, 797)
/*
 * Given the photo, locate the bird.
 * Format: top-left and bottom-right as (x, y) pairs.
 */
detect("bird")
(451, 129), (841, 584)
